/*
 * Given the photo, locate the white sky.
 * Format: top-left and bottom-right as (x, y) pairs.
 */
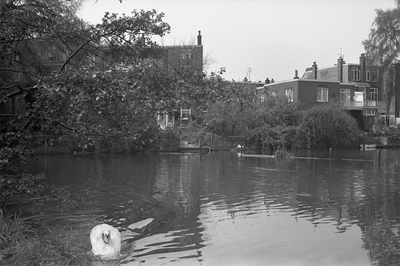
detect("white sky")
(78, 0), (397, 82)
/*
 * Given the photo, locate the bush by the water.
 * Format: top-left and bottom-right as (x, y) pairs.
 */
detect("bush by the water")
(301, 104), (361, 148)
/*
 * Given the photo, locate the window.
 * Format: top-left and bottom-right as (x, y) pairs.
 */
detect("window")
(181, 108), (191, 122)
(364, 109), (377, 116)
(285, 87), (293, 102)
(371, 69), (378, 82)
(351, 67), (360, 81)
(340, 88), (351, 103)
(271, 90), (277, 97)
(260, 92), (265, 102)
(317, 87), (328, 102)
(366, 71), (370, 82)
(370, 88), (378, 101)
(181, 50), (191, 67)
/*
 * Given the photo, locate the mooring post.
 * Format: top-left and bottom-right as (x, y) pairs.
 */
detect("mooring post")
(377, 149), (381, 163)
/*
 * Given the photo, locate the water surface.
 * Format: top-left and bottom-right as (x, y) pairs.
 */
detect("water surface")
(25, 149), (400, 266)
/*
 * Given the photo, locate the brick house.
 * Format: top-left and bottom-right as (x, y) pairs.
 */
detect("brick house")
(160, 31), (203, 72)
(257, 54), (400, 131)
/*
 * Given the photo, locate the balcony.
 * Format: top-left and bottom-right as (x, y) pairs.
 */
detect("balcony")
(343, 100), (377, 110)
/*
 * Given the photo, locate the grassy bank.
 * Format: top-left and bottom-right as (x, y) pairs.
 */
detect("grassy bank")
(0, 211), (93, 266)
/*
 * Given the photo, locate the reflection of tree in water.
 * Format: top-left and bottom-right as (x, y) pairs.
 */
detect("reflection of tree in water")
(150, 151), (400, 264)
(252, 153), (400, 265)
(352, 159), (400, 266)
(293, 153), (400, 266)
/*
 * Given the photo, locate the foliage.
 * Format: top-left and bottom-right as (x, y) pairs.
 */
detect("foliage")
(171, 67), (227, 123)
(0, 0), (175, 207)
(158, 127), (180, 148)
(36, 61), (178, 152)
(204, 82), (258, 137)
(246, 96), (300, 152)
(0, 211), (92, 266)
(363, 0), (400, 113)
(383, 125), (400, 146)
(180, 121), (209, 146)
(0, 0), (229, 211)
(206, 89), (301, 152)
(1, 1), (173, 153)
(300, 104), (361, 148)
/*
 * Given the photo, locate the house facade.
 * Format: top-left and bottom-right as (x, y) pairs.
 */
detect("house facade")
(257, 54), (400, 131)
(153, 31), (204, 129)
(160, 31), (203, 72)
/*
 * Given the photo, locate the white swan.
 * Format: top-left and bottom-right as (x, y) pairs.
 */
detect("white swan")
(90, 224), (121, 258)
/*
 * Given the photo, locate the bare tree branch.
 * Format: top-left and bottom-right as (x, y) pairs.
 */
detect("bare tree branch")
(57, 38), (93, 74)
(0, 114), (75, 131)
(0, 68), (45, 81)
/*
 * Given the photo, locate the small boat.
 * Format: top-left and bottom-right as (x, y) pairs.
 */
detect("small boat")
(160, 146), (211, 153)
(360, 144), (377, 149)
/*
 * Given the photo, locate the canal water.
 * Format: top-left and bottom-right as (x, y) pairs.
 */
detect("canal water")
(24, 149), (400, 266)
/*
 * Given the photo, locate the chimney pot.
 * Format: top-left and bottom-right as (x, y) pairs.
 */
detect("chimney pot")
(197, 30), (202, 45)
(338, 56), (343, 82)
(360, 53), (366, 82)
(312, 62), (318, 79)
(294, 70), (299, 79)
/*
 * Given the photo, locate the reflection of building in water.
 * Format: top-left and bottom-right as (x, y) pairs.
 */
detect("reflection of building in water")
(153, 155), (197, 215)
(152, 154), (204, 252)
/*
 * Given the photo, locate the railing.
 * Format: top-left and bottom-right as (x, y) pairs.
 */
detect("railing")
(365, 100), (377, 107)
(343, 101), (364, 107)
(343, 100), (377, 108)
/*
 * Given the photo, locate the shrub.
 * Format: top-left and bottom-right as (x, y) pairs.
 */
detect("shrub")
(301, 104), (361, 148)
(158, 127), (180, 148)
(0, 211), (92, 266)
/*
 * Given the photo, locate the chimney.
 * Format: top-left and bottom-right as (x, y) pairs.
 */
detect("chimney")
(312, 62), (318, 79)
(360, 53), (366, 83)
(197, 30), (202, 46)
(293, 70), (299, 79)
(337, 56), (343, 82)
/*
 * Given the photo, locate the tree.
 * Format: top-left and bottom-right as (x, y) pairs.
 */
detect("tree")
(204, 80), (256, 137)
(1, 1), (173, 151)
(301, 104), (361, 148)
(205, 84), (301, 152)
(363, 0), (400, 115)
(244, 95), (300, 152)
(1, 0), (177, 206)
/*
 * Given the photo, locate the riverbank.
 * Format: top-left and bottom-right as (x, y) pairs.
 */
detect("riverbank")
(0, 175), (111, 266)
(0, 211), (93, 266)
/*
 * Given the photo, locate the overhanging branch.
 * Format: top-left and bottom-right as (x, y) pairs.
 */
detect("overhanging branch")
(0, 114), (75, 131)
(58, 38), (94, 74)
(0, 68), (44, 81)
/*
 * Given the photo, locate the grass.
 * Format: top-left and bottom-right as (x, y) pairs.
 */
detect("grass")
(0, 210), (93, 266)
